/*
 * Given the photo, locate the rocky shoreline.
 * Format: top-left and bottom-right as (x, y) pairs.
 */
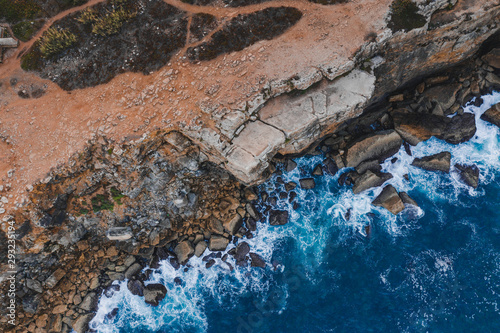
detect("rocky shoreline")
(1, 38), (499, 332)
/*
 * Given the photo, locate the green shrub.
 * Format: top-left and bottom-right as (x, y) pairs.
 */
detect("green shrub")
(110, 187), (125, 205)
(12, 21), (37, 41)
(388, 0), (427, 32)
(76, 8), (98, 24)
(38, 27), (77, 58)
(91, 7), (136, 36)
(91, 194), (114, 212)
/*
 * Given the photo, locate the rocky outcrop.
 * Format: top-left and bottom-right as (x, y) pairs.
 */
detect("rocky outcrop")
(352, 171), (393, 194)
(454, 164), (480, 188)
(412, 152), (452, 173)
(372, 185), (405, 215)
(481, 103), (500, 128)
(143, 284), (167, 306)
(269, 210), (289, 226)
(345, 130), (403, 168)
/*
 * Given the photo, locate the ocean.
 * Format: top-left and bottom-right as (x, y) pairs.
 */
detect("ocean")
(88, 91), (500, 333)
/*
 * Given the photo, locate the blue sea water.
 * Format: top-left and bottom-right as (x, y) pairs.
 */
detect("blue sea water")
(89, 92), (500, 333)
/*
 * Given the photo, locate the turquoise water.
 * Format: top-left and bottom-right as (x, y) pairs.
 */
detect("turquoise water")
(90, 92), (500, 333)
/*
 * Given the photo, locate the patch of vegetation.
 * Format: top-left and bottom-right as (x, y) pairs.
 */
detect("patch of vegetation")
(0, 0), (41, 22)
(110, 187), (125, 205)
(187, 7), (303, 61)
(12, 20), (40, 41)
(21, 46), (43, 71)
(77, 4), (137, 36)
(38, 27), (77, 58)
(388, 0), (427, 33)
(91, 194), (114, 212)
(78, 208), (89, 215)
(307, 0), (348, 5)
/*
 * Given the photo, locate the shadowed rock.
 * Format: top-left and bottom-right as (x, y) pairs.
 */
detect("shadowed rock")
(269, 210), (289, 225)
(127, 279), (145, 296)
(174, 240), (194, 264)
(482, 48), (500, 69)
(299, 178), (316, 189)
(399, 192), (418, 208)
(345, 130), (402, 168)
(194, 241), (207, 257)
(249, 252), (266, 268)
(412, 152), (451, 173)
(481, 103), (500, 128)
(352, 171), (393, 194)
(454, 164), (480, 188)
(372, 185), (405, 215)
(144, 284), (167, 306)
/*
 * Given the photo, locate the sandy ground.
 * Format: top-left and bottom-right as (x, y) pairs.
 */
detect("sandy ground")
(0, 0), (392, 214)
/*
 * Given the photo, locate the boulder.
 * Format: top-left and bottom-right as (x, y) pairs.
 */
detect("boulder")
(481, 103), (500, 128)
(412, 152), (451, 173)
(322, 157), (338, 175)
(372, 185), (405, 215)
(345, 130), (402, 168)
(249, 253), (266, 268)
(194, 241), (207, 257)
(482, 48), (500, 69)
(312, 164), (323, 176)
(208, 216), (224, 235)
(79, 292), (98, 312)
(234, 242), (250, 261)
(124, 263), (143, 280)
(72, 314), (94, 333)
(45, 268), (66, 289)
(223, 214), (243, 235)
(286, 159), (297, 172)
(127, 279), (145, 296)
(269, 210), (289, 225)
(399, 192), (419, 207)
(246, 217), (257, 231)
(355, 159), (382, 174)
(143, 284), (167, 306)
(421, 83), (461, 111)
(208, 235), (230, 251)
(454, 164), (480, 188)
(299, 178), (316, 189)
(26, 279), (43, 293)
(352, 171), (393, 194)
(440, 113), (476, 144)
(174, 241), (194, 264)
(245, 203), (260, 220)
(106, 227), (133, 241)
(284, 181), (297, 191)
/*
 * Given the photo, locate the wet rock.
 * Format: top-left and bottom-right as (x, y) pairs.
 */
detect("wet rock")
(174, 241), (195, 264)
(144, 284), (167, 306)
(480, 103), (500, 128)
(286, 159), (297, 172)
(284, 181), (297, 191)
(127, 279), (145, 296)
(209, 235), (230, 251)
(279, 191), (288, 199)
(299, 178), (316, 189)
(345, 130), (402, 168)
(125, 263), (143, 280)
(412, 152), (451, 173)
(288, 191), (297, 202)
(269, 210), (289, 225)
(106, 227), (133, 241)
(454, 164), (480, 188)
(312, 164), (323, 176)
(105, 308), (119, 321)
(399, 192), (418, 207)
(322, 157), (338, 175)
(249, 253), (266, 268)
(421, 83), (461, 111)
(234, 242), (250, 261)
(104, 285), (120, 297)
(206, 259), (216, 268)
(352, 171), (393, 194)
(482, 48), (500, 69)
(355, 159), (382, 174)
(246, 203), (260, 220)
(194, 241), (207, 257)
(246, 217), (257, 232)
(372, 185), (405, 215)
(72, 314), (94, 333)
(223, 214), (243, 235)
(440, 113), (476, 145)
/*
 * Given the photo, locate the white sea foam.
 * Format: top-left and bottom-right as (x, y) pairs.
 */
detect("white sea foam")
(90, 91), (500, 332)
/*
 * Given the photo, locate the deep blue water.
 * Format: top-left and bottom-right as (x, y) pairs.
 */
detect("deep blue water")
(89, 92), (500, 333)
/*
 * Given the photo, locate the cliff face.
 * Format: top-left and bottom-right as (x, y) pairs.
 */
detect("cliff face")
(188, 0), (500, 184)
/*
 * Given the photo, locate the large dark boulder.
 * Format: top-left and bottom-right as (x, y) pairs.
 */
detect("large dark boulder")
(372, 185), (405, 215)
(322, 157), (338, 175)
(127, 279), (145, 297)
(352, 171), (393, 194)
(454, 164), (480, 188)
(144, 284), (167, 307)
(269, 210), (289, 225)
(345, 130), (402, 168)
(412, 152), (451, 173)
(481, 103), (500, 128)
(249, 252), (266, 268)
(439, 113), (476, 144)
(299, 178), (316, 189)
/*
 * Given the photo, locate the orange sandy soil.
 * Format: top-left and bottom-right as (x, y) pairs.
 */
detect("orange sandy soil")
(0, 0), (391, 214)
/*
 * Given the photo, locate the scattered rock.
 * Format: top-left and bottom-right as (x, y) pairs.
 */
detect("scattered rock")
(249, 252), (266, 268)
(223, 214), (243, 235)
(72, 314), (94, 333)
(352, 171), (393, 194)
(143, 284), (167, 306)
(372, 185), (405, 215)
(454, 164), (480, 188)
(209, 235), (230, 251)
(322, 157), (338, 175)
(345, 130), (402, 168)
(174, 241), (195, 264)
(269, 210), (289, 225)
(127, 279), (145, 296)
(106, 227), (133, 241)
(194, 241), (207, 257)
(26, 279), (43, 293)
(125, 263), (143, 280)
(286, 159), (297, 172)
(399, 192), (418, 207)
(412, 152), (451, 173)
(480, 103), (500, 128)
(312, 164), (323, 176)
(45, 268), (66, 289)
(299, 178), (316, 189)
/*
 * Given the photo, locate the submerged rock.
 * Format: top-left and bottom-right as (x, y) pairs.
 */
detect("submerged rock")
(269, 210), (289, 225)
(352, 170), (393, 194)
(299, 178), (316, 189)
(249, 252), (266, 268)
(454, 164), (480, 188)
(345, 130), (403, 168)
(312, 164), (323, 176)
(412, 151), (451, 173)
(143, 284), (167, 307)
(372, 185), (405, 215)
(481, 103), (500, 128)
